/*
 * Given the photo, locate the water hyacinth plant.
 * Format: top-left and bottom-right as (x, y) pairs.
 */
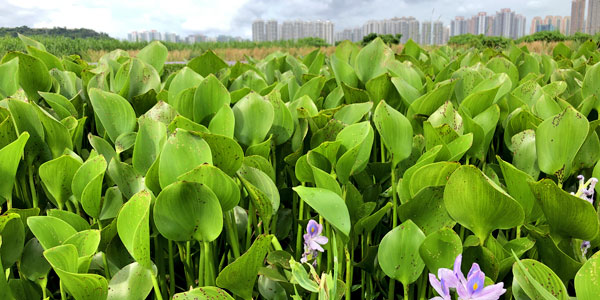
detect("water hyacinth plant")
(429, 254), (505, 300)
(0, 34), (599, 300)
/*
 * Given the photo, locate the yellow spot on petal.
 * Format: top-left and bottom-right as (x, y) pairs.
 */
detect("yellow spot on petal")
(473, 283), (478, 291)
(311, 227), (315, 233)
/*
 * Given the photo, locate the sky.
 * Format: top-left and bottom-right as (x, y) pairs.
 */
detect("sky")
(0, 0), (571, 39)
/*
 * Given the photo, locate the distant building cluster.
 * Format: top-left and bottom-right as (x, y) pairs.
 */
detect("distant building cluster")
(450, 9), (527, 39)
(335, 17), (447, 45)
(570, 0), (600, 34)
(252, 19), (335, 45)
(530, 16), (571, 34)
(127, 30), (246, 44)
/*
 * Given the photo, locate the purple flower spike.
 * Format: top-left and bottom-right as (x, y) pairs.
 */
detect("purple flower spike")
(429, 254), (506, 300)
(300, 220), (328, 265)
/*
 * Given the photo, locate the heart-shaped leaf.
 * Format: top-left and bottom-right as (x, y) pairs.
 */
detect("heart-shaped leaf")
(117, 190), (152, 269)
(159, 129), (212, 189)
(293, 186), (351, 237)
(377, 220), (426, 286)
(154, 181), (223, 242)
(444, 165), (524, 242)
(374, 100), (413, 165)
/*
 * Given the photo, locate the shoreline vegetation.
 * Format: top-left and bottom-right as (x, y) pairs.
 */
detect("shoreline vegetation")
(0, 27), (597, 62)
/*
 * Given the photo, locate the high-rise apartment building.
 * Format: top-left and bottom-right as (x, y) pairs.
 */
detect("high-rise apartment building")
(421, 21), (432, 45)
(253, 19), (334, 44)
(433, 21), (444, 45)
(252, 19), (266, 42)
(474, 12), (488, 35)
(530, 16), (543, 34)
(571, 0), (586, 34)
(530, 16), (571, 34)
(265, 20), (278, 41)
(588, 0), (600, 34)
(451, 16), (467, 36)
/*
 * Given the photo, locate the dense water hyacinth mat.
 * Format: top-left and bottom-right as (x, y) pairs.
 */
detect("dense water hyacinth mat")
(0, 33), (599, 300)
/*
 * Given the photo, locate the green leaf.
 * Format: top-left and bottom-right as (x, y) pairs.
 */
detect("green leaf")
(159, 129), (212, 189)
(575, 251), (600, 299)
(233, 93), (274, 146)
(374, 101), (413, 165)
(335, 121), (374, 184)
(132, 117), (166, 175)
(512, 257), (568, 300)
(0, 213), (24, 269)
(398, 187), (456, 235)
(377, 220), (426, 285)
(117, 190), (152, 269)
(444, 165), (524, 242)
(44, 244), (108, 300)
(355, 38), (394, 84)
(173, 287), (234, 300)
(27, 216), (77, 250)
(419, 227), (462, 274)
(0, 132), (28, 205)
(529, 179), (599, 240)
(289, 259), (319, 292)
(72, 155), (107, 204)
(154, 181), (223, 242)
(107, 262), (154, 300)
(0, 58), (19, 98)
(497, 156), (542, 223)
(1, 52), (51, 101)
(179, 164), (240, 211)
(168, 67), (204, 103)
(582, 61), (600, 101)
(293, 186), (351, 237)
(194, 74), (231, 125)
(136, 41), (168, 74)
(187, 50), (228, 77)
(20, 238), (51, 282)
(89, 88), (137, 143)
(196, 132), (244, 176)
(536, 107), (588, 179)
(216, 235), (273, 299)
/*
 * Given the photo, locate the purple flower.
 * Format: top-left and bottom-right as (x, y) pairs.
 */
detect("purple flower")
(300, 220), (328, 265)
(429, 254), (506, 300)
(571, 175), (597, 258)
(429, 268), (455, 300)
(572, 175), (597, 205)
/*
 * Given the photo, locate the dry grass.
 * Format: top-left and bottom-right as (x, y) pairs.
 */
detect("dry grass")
(85, 41), (569, 63)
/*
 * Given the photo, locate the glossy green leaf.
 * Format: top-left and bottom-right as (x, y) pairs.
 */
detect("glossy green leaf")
(44, 244), (108, 300)
(0, 132), (29, 205)
(179, 164), (240, 211)
(216, 235), (273, 299)
(419, 228), (462, 274)
(529, 179), (599, 240)
(374, 100), (413, 165)
(536, 107), (588, 179)
(137, 41), (168, 74)
(444, 165), (524, 242)
(173, 287), (234, 300)
(233, 93), (274, 146)
(27, 216), (77, 250)
(159, 128), (212, 188)
(117, 190), (152, 269)
(575, 251), (600, 299)
(154, 181), (223, 242)
(293, 186), (351, 237)
(377, 220), (426, 285)
(89, 88), (137, 143)
(107, 262), (154, 300)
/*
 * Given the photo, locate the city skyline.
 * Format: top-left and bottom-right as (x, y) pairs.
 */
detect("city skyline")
(0, 0), (573, 39)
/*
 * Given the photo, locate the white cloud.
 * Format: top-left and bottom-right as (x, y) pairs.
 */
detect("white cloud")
(0, 0), (574, 38)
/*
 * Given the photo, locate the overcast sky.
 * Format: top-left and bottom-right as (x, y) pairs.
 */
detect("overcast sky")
(0, 0), (571, 39)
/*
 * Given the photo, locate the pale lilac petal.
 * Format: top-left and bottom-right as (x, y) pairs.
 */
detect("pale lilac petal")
(467, 263), (481, 280)
(430, 297), (446, 300)
(315, 222), (324, 236)
(467, 270), (485, 295)
(456, 280), (470, 299)
(313, 235), (328, 245)
(309, 240), (324, 252)
(429, 274), (444, 297)
(454, 254), (466, 283)
(438, 268), (458, 290)
(306, 220), (319, 238)
(471, 283), (506, 300)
